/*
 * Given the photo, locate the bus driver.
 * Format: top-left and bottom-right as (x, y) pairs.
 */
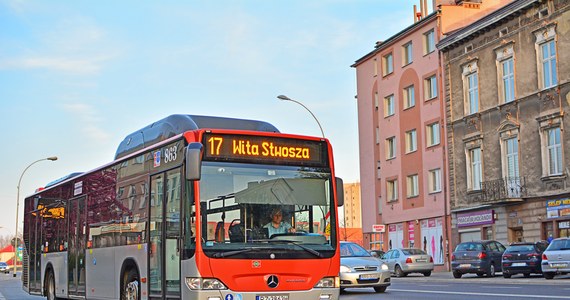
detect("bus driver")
(264, 207), (296, 237)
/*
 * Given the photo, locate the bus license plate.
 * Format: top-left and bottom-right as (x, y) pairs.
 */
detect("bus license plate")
(256, 295), (289, 300)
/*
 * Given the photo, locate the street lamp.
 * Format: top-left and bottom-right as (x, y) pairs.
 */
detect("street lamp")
(277, 95), (325, 138)
(13, 156), (58, 277)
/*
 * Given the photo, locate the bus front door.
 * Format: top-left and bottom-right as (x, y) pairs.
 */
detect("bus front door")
(68, 196), (86, 297)
(149, 168), (182, 299)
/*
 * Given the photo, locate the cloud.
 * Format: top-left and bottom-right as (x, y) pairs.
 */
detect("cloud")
(62, 103), (110, 142)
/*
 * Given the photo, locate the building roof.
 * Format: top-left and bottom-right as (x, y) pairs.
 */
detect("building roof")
(351, 12), (437, 68)
(437, 0), (538, 51)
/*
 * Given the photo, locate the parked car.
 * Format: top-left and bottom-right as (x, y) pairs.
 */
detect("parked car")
(381, 248), (434, 277)
(502, 241), (548, 278)
(339, 241), (391, 293)
(0, 262), (9, 274)
(542, 237), (570, 280)
(451, 240), (506, 278)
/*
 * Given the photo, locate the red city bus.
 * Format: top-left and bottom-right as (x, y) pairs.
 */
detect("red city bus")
(23, 115), (343, 300)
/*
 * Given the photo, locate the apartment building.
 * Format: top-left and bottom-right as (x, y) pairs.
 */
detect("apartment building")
(438, 0), (570, 245)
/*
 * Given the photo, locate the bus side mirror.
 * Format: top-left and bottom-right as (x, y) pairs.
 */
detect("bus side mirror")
(336, 177), (344, 207)
(185, 142), (203, 181)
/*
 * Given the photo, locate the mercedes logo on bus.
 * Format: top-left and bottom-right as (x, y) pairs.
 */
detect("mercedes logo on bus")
(266, 275), (279, 288)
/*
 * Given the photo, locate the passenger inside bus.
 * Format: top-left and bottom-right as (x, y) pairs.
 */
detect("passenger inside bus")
(263, 207), (296, 238)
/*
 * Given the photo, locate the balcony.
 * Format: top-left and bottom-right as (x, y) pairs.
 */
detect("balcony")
(480, 177), (527, 203)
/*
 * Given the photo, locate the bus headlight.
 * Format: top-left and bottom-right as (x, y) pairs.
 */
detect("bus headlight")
(185, 277), (227, 290)
(314, 276), (339, 288)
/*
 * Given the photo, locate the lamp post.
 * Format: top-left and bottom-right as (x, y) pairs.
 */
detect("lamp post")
(277, 95), (325, 138)
(14, 156), (58, 277)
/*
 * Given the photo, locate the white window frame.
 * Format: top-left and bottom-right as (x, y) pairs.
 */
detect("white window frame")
(424, 29), (435, 55)
(384, 94), (395, 117)
(427, 122), (440, 147)
(467, 147), (483, 190)
(428, 169), (441, 193)
(403, 85), (415, 109)
(386, 136), (396, 160)
(387, 179), (398, 202)
(495, 44), (515, 104)
(405, 129), (417, 154)
(425, 75), (437, 100)
(545, 127), (563, 176)
(462, 61), (479, 115)
(503, 137), (519, 178)
(402, 42), (413, 66)
(406, 174), (419, 198)
(534, 25), (558, 90)
(383, 53), (393, 76)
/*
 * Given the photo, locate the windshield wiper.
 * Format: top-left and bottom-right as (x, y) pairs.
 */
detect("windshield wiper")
(266, 239), (323, 258)
(211, 248), (256, 258)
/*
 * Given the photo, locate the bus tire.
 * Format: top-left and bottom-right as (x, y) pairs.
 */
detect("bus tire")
(121, 268), (140, 300)
(45, 270), (61, 300)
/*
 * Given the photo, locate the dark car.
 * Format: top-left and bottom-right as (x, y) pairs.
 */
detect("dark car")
(502, 241), (548, 278)
(451, 240), (506, 278)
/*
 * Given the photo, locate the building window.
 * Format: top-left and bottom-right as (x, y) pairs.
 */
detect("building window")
(540, 40), (558, 89)
(375, 127), (380, 145)
(467, 72), (479, 114)
(467, 147), (482, 190)
(377, 161), (381, 179)
(386, 136), (396, 159)
(402, 42), (413, 66)
(428, 169), (441, 193)
(426, 122), (440, 147)
(504, 137), (519, 178)
(406, 174), (419, 198)
(502, 58), (515, 103)
(373, 58), (378, 77)
(374, 92), (379, 111)
(387, 179), (398, 202)
(545, 127), (563, 176)
(383, 53), (393, 76)
(425, 75), (437, 100)
(424, 29), (435, 54)
(405, 129), (417, 153)
(384, 94), (395, 117)
(403, 85), (415, 109)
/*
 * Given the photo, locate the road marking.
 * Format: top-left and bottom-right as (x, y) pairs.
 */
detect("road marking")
(0, 291), (5, 300)
(420, 284), (450, 287)
(389, 288), (570, 299)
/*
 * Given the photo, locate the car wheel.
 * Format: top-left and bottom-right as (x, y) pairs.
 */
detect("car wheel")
(423, 271), (431, 277)
(487, 263), (496, 277)
(523, 273), (531, 278)
(395, 265), (406, 277)
(503, 273), (511, 278)
(476, 272), (484, 277)
(452, 271), (462, 278)
(340, 288), (345, 293)
(543, 272), (555, 280)
(374, 286), (387, 293)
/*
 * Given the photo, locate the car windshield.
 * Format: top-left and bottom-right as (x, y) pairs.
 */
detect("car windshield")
(547, 239), (570, 251)
(402, 248), (426, 255)
(506, 245), (534, 252)
(455, 242), (483, 251)
(0, 262), (6, 266)
(340, 243), (371, 257)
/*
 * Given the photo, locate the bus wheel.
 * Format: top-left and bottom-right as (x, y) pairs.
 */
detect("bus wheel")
(122, 269), (140, 300)
(46, 271), (59, 300)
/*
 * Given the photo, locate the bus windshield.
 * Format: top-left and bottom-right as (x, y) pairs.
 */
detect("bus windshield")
(197, 161), (337, 259)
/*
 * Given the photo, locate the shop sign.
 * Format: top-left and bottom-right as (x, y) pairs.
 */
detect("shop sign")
(457, 210), (494, 228)
(560, 221), (570, 229)
(547, 198), (570, 219)
(372, 224), (386, 233)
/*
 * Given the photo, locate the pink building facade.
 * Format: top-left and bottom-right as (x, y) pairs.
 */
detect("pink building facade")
(353, 12), (450, 270)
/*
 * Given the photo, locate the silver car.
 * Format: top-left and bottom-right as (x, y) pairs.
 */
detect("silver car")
(339, 241), (391, 293)
(542, 237), (570, 279)
(382, 248), (434, 277)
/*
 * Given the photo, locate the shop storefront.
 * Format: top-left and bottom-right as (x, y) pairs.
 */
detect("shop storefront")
(546, 197), (570, 239)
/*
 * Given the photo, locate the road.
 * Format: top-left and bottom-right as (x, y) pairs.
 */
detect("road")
(1, 272), (569, 299)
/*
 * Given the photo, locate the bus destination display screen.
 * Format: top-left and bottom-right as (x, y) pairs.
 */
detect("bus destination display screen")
(202, 133), (328, 167)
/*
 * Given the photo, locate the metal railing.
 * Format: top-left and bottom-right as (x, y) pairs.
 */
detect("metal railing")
(480, 177), (527, 203)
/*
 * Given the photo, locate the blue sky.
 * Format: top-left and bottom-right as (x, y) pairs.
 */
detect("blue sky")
(0, 0), (426, 235)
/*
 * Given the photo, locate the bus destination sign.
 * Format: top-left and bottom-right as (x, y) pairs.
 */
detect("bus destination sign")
(202, 133), (327, 166)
